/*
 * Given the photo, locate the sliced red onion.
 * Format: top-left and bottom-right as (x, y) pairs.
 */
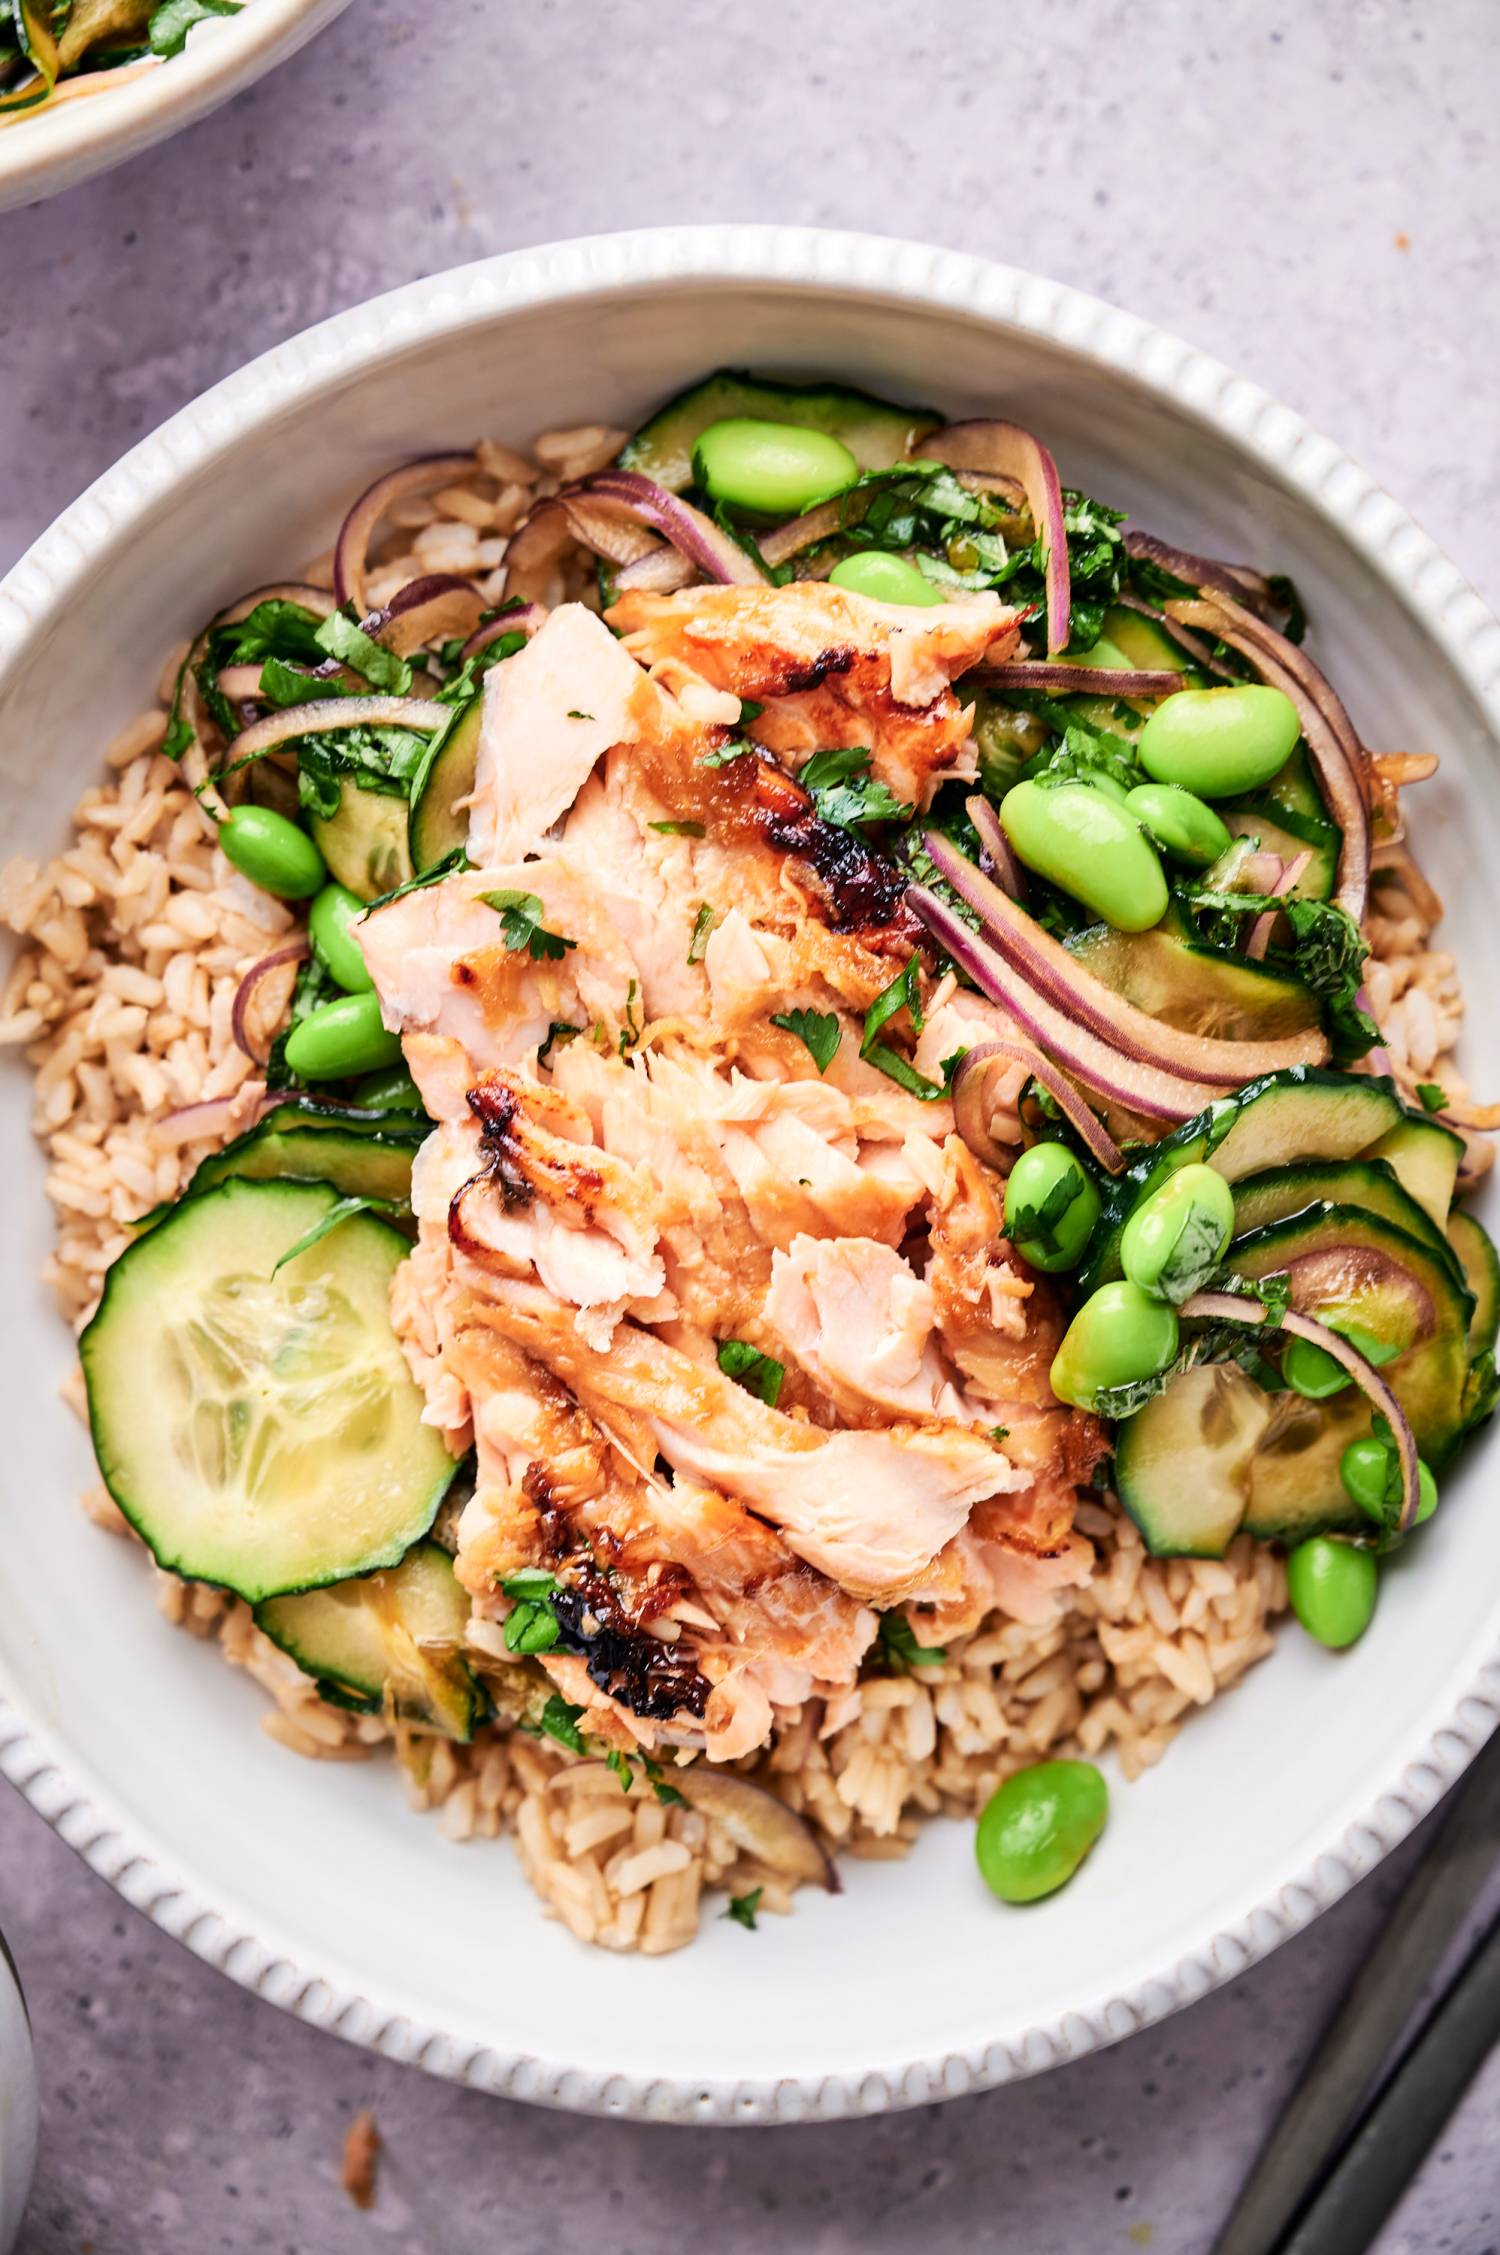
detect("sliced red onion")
(953, 1040), (1125, 1173)
(585, 471), (768, 587)
(1111, 592), (1238, 680)
(363, 575), (487, 658)
(921, 422), (1070, 653)
(921, 832), (1327, 1085)
(1180, 1293), (1421, 1535)
(758, 495), (854, 569)
(458, 605), (546, 660)
(226, 695), (449, 765)
(215, 665), (267, 704)
(1244, 849), (1312, 960)
(1124, 531), (1281, 619)
(334, 454), (480, 616)
(151, 1088), (275, 1149)
(1165, 592), (1371, 920)
(964, 793), (1026, 901)
(978, 660), (1184, 698)
(231, 941), (310, 1065)
(911, 886), (1220, 1124)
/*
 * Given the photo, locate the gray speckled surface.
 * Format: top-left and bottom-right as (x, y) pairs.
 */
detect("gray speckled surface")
(3, 2), (1500, 2248)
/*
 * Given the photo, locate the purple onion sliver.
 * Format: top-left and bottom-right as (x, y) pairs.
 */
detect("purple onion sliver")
(230, 940), (310, 1066)
(953, 1041), (1125, 1174)
(978, 661), (1185, 698)
(1245, 849), (1312, 960)
(227, 695), (449, 765)
(963, 793), (1026, 902)
(334, 453), (481, 615)
(920, 421), (1071, 653)
(1124, 531), (1280, 620)
(458, 605), (547, 660)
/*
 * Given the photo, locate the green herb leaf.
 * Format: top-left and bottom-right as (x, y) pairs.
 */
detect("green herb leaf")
(858, 959), (944, 1101)
(478, 889), (577, 962)
(1416, 1082), (1449, 1113)
(314, 611), (413, 696)
(364, 848), (470, 911)
(148, 0), (240, 56)
(717, 1339), (785, 1408)
(800, 746), (912, 831)
(649, 819), (706, 837)
(877, 1613), (947, 1672)
(641, 1755), (686, 1808)
(1006, 1156), (1091, 1264)
(770, 1007), (842, 1073)
(606, 1748), (633, 1792)
(539, 1694), (585, 1754)
(270, 1194), (402, 1276)
(722, 1887), (763, 1931)
(256, 657), (351, 710)
(500, 1568), (558, 1599)
(567, 710), (594, 721)
(687, 902), (715, 966)
(618, 978), (643, 1055)
(697, 739), (756, 770)
(537, 1020), (581, 1067)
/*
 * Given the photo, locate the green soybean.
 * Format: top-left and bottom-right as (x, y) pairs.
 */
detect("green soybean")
(999, 780), (1168, 933)
(1050, 1281), (1179, 1411)
(1119, 1162), (1236, 1302)
(1340, 1436), (1438, 1526)
(1282, 1334), (1352, 1400)
(1286, 1537), (1378, 1649)
(219, 806), (325, 900)
(975, 1759), (1109, 1904)
(1137, 684), (1301, 799)
(1003, 1143), (1101, 1273)
(1124, 782), (1233, 869)
(693, 418), (858, 518)
(308, 882), (374, 994)
(283, 992), (402, 1081)
(828, 550), (945, 607)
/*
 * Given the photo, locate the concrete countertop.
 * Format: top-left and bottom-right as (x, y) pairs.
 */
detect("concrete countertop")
(2, 2), (1498, 2247)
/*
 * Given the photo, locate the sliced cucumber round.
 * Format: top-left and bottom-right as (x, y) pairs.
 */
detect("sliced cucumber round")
(409, 697), (482, 873)
(310, 781), (414, 902)
(81, 1179), (454, 1602)
(187, 1122), (420, 1208)
(1448, 1207), (1500, 1357)
(1229, 1158), (1462, 1285)
(1067, 923), (1321, 1043)
(619, 369), (937, 494)
(255, 1541), (482, 1739)
(1366, 1114), (1463, 1229)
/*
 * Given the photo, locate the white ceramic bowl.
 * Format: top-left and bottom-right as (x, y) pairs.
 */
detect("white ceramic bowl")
(1, 228), (1498, 2126)
(0, 0), (351, 213)
(0, 1934), (36, 2252)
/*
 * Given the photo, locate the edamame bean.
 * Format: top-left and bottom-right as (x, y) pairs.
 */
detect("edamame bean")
(1286, 1536), (1378, 1649)
(828, 550), (945, 607)
(1137, 684), (1300, 799)
(1124, 782), (1232, 869)
(1054, 635), (1134, 672)
(975, 1759), (1109, 1904)
(350, 1065), (426, 1111)
(1003, 1142), (1101, 1273)
(1340, 1436), (1438, 1526)
(693, 418), (858, 517)
(1050, 1281), (1179, 1411)
(308, 882), (374, 994)
(1282, 1334), (1352, 1400)
(283, 991), (402, 1081)
(1000, 780), (1168, 933)
(219, 806), (325, 900)
(1119, 1162), (1236, 1302)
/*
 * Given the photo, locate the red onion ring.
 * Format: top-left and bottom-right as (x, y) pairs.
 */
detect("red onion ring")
(231, 941), (310, 1065)
(1180, 1293), (1421, 1535)
(953, 1041), (1126, 1173)
(362, 575), (487, 658)
(1165, 594), (1371, 922)
(910, 886), (1220, 1124)
(585, 471), (768, 587)
(920, 832), (1327, 1085)
(1244, 849), (1312, 960)
(964, 793), (1026, 901)
(1111, 592), (1237, 680)
(334, 454), (481, 616)
(225, 695), (449, 766)
(920, 422), (1071, 653)
(759, 495), (857, 569)
(151, 1088), (277, 1149)
(1124, 531), (1281, 619)
(459, 605), (547, 659)
(978, 660), (1185, 698)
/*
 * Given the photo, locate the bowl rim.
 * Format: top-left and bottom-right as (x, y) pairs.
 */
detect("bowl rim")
(0, 0), (351, 210)
(2, 224), (1499, 2126)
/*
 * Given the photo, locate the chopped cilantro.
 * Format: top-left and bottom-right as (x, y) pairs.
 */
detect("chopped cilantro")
(771, 1007), (842, 1074)
(860, 958), (944, 1101)
(365, 847), (469, 911)
(878, 1614), (948, 1673)
(502, 1567), (561, 1656)
(687, 902), (715, 965)
(314, 611), (413, 696)
(988, 1425), (1010, 1444)
(642, 1756), (687, 1808)
(618, 978), (643, 1056)
(697, 739), (756, 770)
(537, 1020), (581, 1067)
(538, 1694), (585, 1755)
(649, 819), (706, 837)
(477, 889), (577, 962)
(269, 1193), (403, 1276)
(717, 1339), (785, 1408)
(722, 1887), (763, 1931)
(800, 746), (911, 831)
(1416, 1082), (1449, 1113)
(567, 709), (595, 721)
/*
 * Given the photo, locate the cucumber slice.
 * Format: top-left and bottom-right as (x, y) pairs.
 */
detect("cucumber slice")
(1066, 924), (1321, 1043)
(81, 1180), (455, 1601)
(1229, 1159), (1462, 1283)
(409, 698), (482, 873)
(255, 1541), (482, 1739)
(1115, 1365), (1271, 1557)
(1115, 1201), (1474, 1554)
(1221, 805), (1337, 902)
(619, 370), (938, 494)
(1260, 741), (1330, 830)
(1367, 1114), (1463, 1227)
(1081, 1068), (1406, 1290)
(256, 1096), (427, 1137)
(1448, 1208), (1500, 1356)
(187, 1123), (419, 1207)
(1100, 604), (1198, 677)
(310, 782), (414, 902)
